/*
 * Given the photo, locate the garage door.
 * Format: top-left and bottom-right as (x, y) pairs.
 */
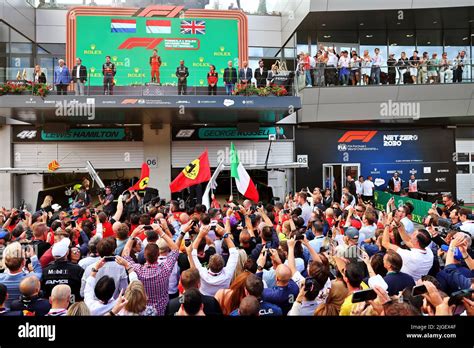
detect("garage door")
(13, 142), (144, 169)
(172, 140), (294, 168)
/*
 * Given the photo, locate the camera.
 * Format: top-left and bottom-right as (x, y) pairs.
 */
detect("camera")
(304, 277), (315, 292)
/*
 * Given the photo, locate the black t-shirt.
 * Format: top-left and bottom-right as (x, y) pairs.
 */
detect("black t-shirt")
(166, 292), (223, 316)
(41, 260), (84, 300)
(409, 56), (420, 67)
(30, 240), (51, 259)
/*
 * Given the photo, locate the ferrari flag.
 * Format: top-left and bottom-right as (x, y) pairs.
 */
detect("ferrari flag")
(170, 150), (211, 193)
(129, 163), (150, 191)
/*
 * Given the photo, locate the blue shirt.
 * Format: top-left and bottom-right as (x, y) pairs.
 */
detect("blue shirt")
(230, 301), (283, 316)
(262, 279), (299, 315)
(384, 271), (416, 296)
(308, 235), (325, 254)
(0, 255), (42, 309)
(436, 264), (472, 295)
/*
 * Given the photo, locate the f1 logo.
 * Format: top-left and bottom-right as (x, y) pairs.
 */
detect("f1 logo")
(338, 131), (377, 143)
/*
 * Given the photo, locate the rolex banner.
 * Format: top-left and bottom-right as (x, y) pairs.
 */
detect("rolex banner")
(75, 15), (239, 87)
(170, 150), (211, 193)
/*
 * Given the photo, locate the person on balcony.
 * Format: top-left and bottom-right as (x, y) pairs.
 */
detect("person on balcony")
(453, 50), (467, 83)
(53, 59), (71, 95)
(439, 52), (453, 84)
(427, 53), (440, 84)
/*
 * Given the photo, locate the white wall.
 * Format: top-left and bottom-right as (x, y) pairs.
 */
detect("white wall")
(0, 0), (36, 41)
(143, 124), (171, 200)
(36, 8), (67, 43)
(248, 15), (282, 48)
(0, 126), (13, 208)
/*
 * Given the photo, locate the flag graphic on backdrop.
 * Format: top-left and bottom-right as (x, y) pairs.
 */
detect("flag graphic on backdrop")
(146, 20), (171, 34)
(230, 143), (259, 202)
(111, 19), (137, 33)
(170, 150), (211, 193)
(180, 20), (206, 35)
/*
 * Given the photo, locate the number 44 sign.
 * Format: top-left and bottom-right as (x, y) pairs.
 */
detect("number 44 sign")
(146, 157), (158, 168)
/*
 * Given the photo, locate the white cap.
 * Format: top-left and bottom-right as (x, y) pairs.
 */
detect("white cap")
(52, 238), (70, 258)
(51, 204), (61, 211)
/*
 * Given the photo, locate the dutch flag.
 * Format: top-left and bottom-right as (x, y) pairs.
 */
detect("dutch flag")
(111, 19), (136, 33)
(146, 20), (171, 34)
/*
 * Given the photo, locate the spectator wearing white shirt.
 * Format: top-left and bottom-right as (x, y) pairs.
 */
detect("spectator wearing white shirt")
(382, 219), (434, 282)
(78, 236), (101, 270)
(362, 176), (375, 206)
(296, 192), (312, 226)
(338, 51), (350, 86)
(371, 48), (383, 84)
(326, 48), (338, 86)
(157, 238), (180, 298)
(355, 175), (364, 197)
(84, 255), (138, 316)
(287, 237), (331, 316)
(187, 224), (239, 296)
(458, 208), (474, 237)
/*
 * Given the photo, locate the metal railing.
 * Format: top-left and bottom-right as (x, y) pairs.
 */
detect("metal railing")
(27, 0), (282, 16)
(294, 63), (474, 90)
(0, 67), (296, 96)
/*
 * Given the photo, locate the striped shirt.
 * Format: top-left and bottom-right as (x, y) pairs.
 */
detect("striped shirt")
(123, 250), (178, 315)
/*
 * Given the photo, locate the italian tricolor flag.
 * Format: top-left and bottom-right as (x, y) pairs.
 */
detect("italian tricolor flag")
(230, 143), (259, 202)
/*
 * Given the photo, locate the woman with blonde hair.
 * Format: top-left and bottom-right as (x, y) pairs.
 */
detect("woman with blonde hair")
(214, 271), (251, 315)
(119, 281), (156, 316)
(67, 301), (90, 316)
(41, 195), (53, 211)
(314, 279), (349, 316)
(34, 64), (47, 84)
(230, 248), (248, 283)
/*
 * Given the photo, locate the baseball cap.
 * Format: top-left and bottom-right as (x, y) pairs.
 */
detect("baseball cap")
(345, 227), (360, 240)
(51, 204), (61, 211)
(0, 229), (9, 240)
(52, 238), (70, 258)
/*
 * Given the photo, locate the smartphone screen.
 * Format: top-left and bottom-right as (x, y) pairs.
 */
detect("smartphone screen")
(351, 289), (377, 303)
(412, 285), (428, 297)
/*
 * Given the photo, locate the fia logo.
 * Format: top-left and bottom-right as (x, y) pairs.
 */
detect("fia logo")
(337, 144), (347, 151)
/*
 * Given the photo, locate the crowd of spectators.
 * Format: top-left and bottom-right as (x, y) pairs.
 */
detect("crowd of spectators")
(0, 182), (473, 317)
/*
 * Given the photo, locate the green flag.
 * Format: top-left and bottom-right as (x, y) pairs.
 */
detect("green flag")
(230, 142), (239, 180)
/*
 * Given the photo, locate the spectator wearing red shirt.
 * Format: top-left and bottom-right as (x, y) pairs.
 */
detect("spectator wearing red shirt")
(207, 65), (218, 96)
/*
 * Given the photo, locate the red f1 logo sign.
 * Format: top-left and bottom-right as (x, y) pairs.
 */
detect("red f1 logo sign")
(338, 131), (377, 143)
(118, 38), (163, 50)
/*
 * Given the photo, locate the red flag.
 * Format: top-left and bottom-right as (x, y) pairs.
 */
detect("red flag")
(170, 150), (211, 193)
(129, 163), (150, 191)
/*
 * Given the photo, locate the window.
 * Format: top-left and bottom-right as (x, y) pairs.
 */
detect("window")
(457, 153), (470, 162)
(388, 30), (416, 58)
(456, 164), (470, 174)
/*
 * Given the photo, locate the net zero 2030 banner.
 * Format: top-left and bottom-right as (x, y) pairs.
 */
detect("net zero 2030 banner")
(75, 15), (239, 87)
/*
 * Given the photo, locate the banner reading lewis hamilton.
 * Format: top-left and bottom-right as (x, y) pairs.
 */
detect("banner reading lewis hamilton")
(295, 127), (456, 194)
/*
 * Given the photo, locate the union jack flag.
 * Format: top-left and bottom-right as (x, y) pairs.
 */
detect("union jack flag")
(180, 20), (206, 35)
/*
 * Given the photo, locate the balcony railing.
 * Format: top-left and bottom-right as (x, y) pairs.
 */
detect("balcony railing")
(0, 67), (295, 96)
(294, 63), (474, 90)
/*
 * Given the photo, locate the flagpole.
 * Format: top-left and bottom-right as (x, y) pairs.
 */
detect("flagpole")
(230, 174), (233, 200)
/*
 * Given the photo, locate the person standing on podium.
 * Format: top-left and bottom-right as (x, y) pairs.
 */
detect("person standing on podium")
(150, 49), (162, 84)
